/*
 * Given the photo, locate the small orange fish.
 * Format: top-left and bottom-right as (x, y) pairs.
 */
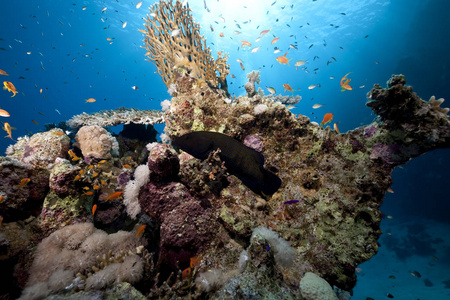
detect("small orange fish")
(15, 178), (30, 188)
(136, 224), (146, 237)
(92, 204), (97, 215)
(100, 179), (106, 185)
(82, 186), (90, 190)
(53, 131), (65, 136)
(73, 175), (81, 182)
(387, 188), (394, 193)
(190, 255), (201, 269)
(32, 120), (38, 125)
(3, 122), (13, 140)
(122, 164), (132, 169)
(0, 69), (9, 76)
(93, 185), (100, 190)
(88, 165), (94, 170)
(271, 37), (279, 45)
(260, 29), (270, 35)
(85, 98), (96, 103)
(333, 123), (340, 134)
(68, 150), (81, 161)
(0, 196), (5, 203)
(340, 72), (353, 91)
(276, 52), (291, 65)
(240, 40), (251, 47)
(282, 84), (299, 93)
(79, 169), (85, 175)
(219, 32), (224, 37)
(240, 62), (245, 70)
(98, 159), (107, 164)
(92, 171), (99, 177)
(106, 191), (124, 201)
(320, 113), (334, 127)
(0, 109), (10, 117)
(3, 81), (18, 97)
(84, 191), (94, 196)
(182, 267), (192, 280)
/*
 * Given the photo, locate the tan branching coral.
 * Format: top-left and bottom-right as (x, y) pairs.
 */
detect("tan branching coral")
(142, 0), (229, 89)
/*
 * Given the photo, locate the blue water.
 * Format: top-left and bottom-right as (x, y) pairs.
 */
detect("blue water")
(1, 0), (449, 298)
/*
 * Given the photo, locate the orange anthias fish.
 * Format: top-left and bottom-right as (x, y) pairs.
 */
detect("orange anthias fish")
(240, 40), (251, 48)
(68, 150), (81, 161)
(106, 191), (124, 201)
(92, 204), (97, 215)
(15, 178), (31, 188)
(0, 69), (9, 76)
(3, 81), (18, 97)
(276, 52), (291, 65)
(333, 123), (340, 134)
(181, 255), (201, 281)
(260, 29), (270, 35)
(136, 224), (146, 237)
(271, 37), (280, 45)
(3, 122), (13, 140)
(283, 84), (299, 94)
(320, 113), (334, 127)
(85, 98), (96, 103)
(0, 109), (10, 117)
(340, 72), (353, 91)
(182, 266), (192, 280)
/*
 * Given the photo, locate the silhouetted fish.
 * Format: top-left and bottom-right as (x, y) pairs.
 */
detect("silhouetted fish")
(173, 131), (282, 195)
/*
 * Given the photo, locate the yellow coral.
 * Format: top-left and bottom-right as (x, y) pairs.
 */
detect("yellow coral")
(141, 0), (229, 89)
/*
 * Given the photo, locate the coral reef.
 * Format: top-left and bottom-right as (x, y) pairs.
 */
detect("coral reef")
(66, 107), (164, 128)
(141, 0), (229, 91)
(0, 2), (448, 297)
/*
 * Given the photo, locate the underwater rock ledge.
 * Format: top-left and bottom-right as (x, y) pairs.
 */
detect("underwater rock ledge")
(0, 74), (449, 299)
(161, 73), (449, 291)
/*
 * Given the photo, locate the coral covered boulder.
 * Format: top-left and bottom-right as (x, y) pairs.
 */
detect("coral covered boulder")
(74, 125), (117, 159)
(6, 128), (70, 168)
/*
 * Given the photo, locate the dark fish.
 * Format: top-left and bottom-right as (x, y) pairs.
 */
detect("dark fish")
(173, 131), (282, 195)
(283, 200), (299, 205)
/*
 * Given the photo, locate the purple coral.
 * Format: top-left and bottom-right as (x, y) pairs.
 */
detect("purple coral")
(117, 172), (131, 186)
(364, 125), (378, 138)
(370, 143), (403, 165)
(243, 134), (263, 152)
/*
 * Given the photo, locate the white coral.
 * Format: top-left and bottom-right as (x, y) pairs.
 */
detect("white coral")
(124, 164), (150, 219)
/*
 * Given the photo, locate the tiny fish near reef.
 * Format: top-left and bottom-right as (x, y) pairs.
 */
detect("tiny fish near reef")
(172, 131), (282, 195)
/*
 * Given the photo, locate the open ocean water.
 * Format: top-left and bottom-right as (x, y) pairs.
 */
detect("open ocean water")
(1, 0), (449, 299)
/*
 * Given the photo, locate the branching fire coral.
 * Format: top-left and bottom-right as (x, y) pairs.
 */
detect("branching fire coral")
(141, 0), (229, 90)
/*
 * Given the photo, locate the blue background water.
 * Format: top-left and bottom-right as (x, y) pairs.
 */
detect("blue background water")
(1, 0), (449, 298)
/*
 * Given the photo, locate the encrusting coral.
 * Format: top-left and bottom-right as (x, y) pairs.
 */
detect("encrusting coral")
(141, 0), (230, 92)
